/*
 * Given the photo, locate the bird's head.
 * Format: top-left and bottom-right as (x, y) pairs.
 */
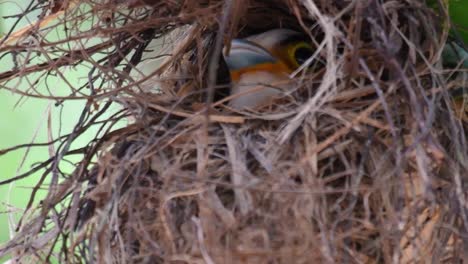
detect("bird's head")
(222, 29), (316, 109)
(224, 29), (315, 81)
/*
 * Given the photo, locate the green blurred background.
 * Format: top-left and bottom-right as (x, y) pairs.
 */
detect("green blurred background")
(0, 0), (53, 247)
(0, 1), (124, 251)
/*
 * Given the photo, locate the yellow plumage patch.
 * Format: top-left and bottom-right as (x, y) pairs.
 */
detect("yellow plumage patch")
(229, 61), (291, 82)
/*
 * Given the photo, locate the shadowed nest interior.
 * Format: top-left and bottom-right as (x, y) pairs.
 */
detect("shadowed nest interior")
(0, 0), (467, 263)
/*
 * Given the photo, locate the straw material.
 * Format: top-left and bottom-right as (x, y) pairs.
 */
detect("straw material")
(0, 0), (467, 263)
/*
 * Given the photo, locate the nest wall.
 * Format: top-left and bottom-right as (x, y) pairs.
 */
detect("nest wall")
(0, 0), (467, 263)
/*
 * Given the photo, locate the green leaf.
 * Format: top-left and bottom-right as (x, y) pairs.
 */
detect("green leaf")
(449, 0), (468, 45)
(443, 41), (468, 67)
(427, 0), (468, 45)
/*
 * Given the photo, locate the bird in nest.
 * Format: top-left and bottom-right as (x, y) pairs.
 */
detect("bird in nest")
(221, 28), (467, 122)
(220, 28), (317, 110)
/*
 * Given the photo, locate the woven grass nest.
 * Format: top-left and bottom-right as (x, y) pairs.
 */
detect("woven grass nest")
(1, 0), (467, 263)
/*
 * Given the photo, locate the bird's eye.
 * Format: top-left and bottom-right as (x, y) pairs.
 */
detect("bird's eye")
(294, 46), (313, 66)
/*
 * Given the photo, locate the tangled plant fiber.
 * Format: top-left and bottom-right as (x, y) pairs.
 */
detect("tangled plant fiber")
(0, 0), (467, 263)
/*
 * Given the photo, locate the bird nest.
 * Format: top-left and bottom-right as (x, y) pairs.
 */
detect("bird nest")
(1, 0), (467, 263)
